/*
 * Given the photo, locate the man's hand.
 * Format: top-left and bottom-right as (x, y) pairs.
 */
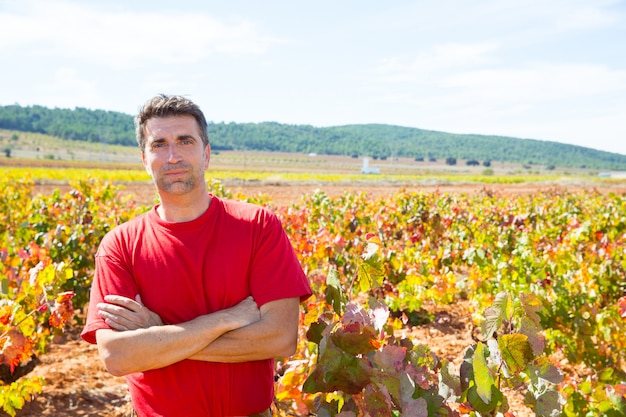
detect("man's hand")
(220, 296), (262, 329)
(97, 294), (163, 331)
(95, 295), (263, 375)
(97, 295), (261, 332)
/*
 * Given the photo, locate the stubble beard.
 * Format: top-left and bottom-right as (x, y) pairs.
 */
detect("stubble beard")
(156, 163), (203, 195)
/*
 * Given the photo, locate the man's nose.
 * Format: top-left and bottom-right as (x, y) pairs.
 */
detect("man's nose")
(167, 144), (182, 163)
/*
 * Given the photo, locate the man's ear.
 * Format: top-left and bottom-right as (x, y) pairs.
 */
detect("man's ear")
(141, 152), (151, 175)
(204, 143), (211, 170)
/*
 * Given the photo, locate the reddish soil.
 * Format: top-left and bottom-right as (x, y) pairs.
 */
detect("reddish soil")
(13, 181), (625, 417)
(33, 180), (626, 208)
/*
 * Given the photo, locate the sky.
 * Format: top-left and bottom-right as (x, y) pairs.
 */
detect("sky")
(1, 0), (625, 155)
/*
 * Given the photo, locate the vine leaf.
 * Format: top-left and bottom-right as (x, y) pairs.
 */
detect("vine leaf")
(325, 268), (346, 316)
(371, 345), (407, 406)
(528, 357), (563, 385)
(519, 317), (545, 356)
(534, 389), (562, 417)
(498, 334), (534, 376)
(0, 328), (34, 373)
(480, 292), (510, 340)
(473, 342), (495, 403)
(331, 322), (379, 356)
(302, 339), (371, 395)
(520, 292), (543, 325)
(438, 360), (461, 401)
(364, 383), (393, 415)
(358, 234), (385, 292)
(399, 372), (429, 417)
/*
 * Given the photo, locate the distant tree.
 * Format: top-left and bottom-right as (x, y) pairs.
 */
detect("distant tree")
(351, 154), (359, 158)
(446, 157), (457, 166)
(414, 157), (424, 162)
(546, 165), (556, 170)
(429, 157), (437, 162)
(483, 160), (491, 167)
(466, 159), (480, 166)
(3, 148), (11, 158)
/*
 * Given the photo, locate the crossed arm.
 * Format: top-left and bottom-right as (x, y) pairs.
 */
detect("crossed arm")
(95, 295), (300, 376)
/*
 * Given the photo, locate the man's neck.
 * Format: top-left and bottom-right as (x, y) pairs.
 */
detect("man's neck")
(156, 191), (212, 223)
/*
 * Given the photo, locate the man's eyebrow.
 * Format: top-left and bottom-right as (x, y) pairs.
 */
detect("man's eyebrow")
(149, 135), (196, 143)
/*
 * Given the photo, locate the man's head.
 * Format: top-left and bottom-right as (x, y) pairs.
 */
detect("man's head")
(135, 94), (209, 152)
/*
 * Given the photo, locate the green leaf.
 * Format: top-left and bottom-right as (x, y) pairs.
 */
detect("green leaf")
(358, 237), (385, 292)
(535, 389), (562, 417)
(438, 360), (461, 401)
(358, 256), (385, 292)
(325, 267), (346, 315)
(460, 344), (476, 392)
(306, 319), (329, 345)
(372, 373), (402, 407)
(302, 340), (372, 395)
(498, 334), (535, 375)
(473, 342), (496, 403)
(467, 384), (505, 414)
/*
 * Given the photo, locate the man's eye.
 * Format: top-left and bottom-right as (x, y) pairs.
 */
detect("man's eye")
(152, 143), (165, 148)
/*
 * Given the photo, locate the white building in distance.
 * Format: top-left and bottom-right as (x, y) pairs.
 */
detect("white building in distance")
(361, 157), (380, 174)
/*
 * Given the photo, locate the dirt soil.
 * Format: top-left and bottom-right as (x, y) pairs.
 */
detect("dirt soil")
(13, 181), (625, 417)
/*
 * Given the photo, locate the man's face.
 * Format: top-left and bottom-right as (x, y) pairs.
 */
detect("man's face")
(141, 115), (210, 196)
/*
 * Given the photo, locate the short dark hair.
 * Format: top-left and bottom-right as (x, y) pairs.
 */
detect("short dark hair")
(135, 94), (209, 151)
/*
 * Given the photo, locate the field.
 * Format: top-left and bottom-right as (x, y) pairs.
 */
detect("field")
(1, 151), (626, 416)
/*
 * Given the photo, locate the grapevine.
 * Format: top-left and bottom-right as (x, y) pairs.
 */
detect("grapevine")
(1, 175), (625, 415)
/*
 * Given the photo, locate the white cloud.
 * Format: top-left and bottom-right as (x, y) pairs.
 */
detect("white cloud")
(0, 0), (282, 69)
(371, 42), (500, 83)
(366, 34), (626, 113)
(36, 67), (99, 108)
(443, 63), (626, 102)
(553, 2), (618, 32)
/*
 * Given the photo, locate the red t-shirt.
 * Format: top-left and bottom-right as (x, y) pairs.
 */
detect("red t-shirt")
(81, 196), (311, 416)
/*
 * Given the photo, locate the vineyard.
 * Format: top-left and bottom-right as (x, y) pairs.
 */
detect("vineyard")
(0, 174), (625, 416)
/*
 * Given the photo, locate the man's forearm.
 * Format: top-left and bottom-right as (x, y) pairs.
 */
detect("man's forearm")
(189, 298), (300, 363)
(97, 311), (242, 376)
(96, 300), (260, 376)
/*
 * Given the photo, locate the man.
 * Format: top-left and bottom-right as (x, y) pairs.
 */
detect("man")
(81, 94), (312, 416)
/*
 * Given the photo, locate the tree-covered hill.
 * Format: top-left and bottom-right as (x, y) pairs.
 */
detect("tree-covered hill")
(1, 104), (625, 170)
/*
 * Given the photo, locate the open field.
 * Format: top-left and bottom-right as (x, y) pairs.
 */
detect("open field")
(4, 148), (626, 208)
(2, 154), (626, 417)
(7, 179), (625, 417)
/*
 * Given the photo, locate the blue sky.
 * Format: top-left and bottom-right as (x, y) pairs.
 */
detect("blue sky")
(1, 0), (625, 155)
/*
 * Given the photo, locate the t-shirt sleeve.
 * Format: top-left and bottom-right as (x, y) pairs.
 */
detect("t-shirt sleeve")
(80, 233), (139, 344)
(249, 212), (312, 307)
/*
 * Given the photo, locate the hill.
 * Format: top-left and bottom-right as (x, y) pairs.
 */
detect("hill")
(1, 104), (625, 170)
